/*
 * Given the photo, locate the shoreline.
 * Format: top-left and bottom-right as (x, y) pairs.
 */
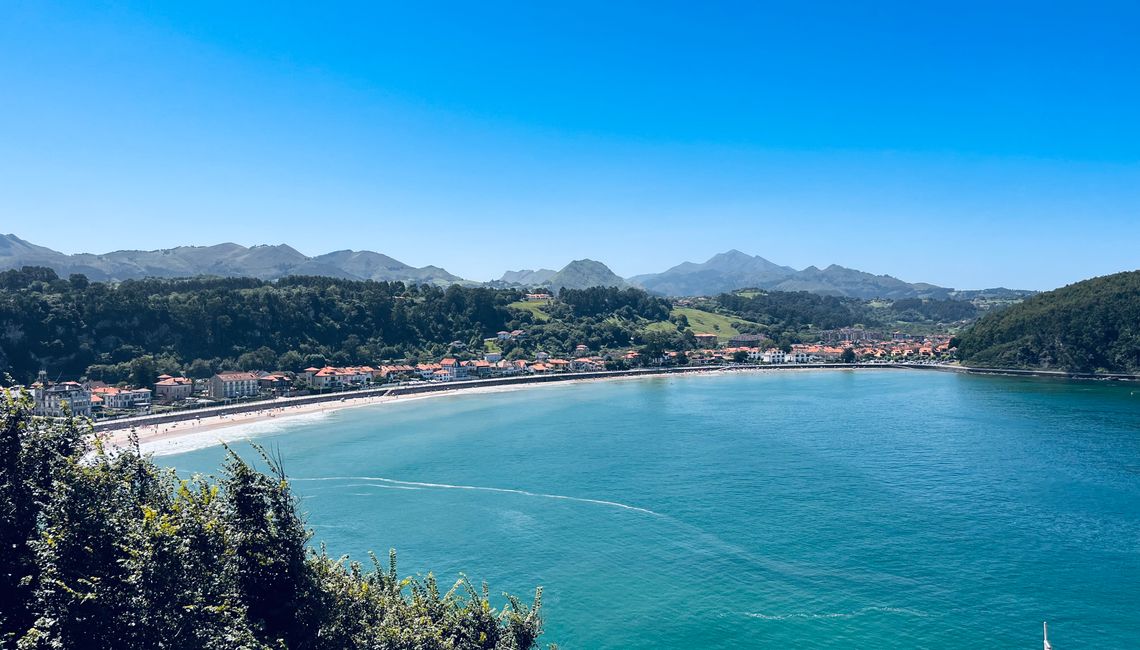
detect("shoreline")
(97, 364), (871, 454)
(92, 362), (1139, 456)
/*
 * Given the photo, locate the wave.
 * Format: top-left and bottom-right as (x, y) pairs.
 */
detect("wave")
(744, 606), (931, 621)
(141, 410), (334, 457)
(292, 476), (661, 516)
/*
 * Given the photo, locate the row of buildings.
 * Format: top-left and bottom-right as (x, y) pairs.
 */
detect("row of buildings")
(3, 372), (154, 418)
(7, 333), (954, 419)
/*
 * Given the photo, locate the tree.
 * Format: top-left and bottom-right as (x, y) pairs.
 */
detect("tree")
(0, 391), (85, 643)
(277, 350), (305, 371)
(129, 355), (158, 387)
(0, 398), (546, 649)
(732, 350), (749, 364)
(237, 346), (278, 371)
(840, 347), (856, 363)
(187, 358), (215, 378)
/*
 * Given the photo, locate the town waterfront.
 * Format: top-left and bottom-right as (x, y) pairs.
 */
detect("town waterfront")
(166, 370), (1140, 648)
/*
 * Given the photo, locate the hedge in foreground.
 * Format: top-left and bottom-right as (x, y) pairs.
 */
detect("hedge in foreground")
(0, 394), (544, 649)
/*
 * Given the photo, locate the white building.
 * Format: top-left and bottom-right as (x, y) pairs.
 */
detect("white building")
(208, 372), (260, 399)
(154, 376), (194, 402)
(92, 386), (152, 412)
(762, 350), (786, 363)
(33, 381), (93, 418)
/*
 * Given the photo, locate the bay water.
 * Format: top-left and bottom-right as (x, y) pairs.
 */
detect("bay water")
(164, 370), (1140, 648)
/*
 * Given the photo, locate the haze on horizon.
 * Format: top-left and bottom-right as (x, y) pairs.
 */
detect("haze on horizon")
(2, 2), (1138, 291)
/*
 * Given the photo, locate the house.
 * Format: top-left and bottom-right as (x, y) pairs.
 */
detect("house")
(310, 368), (341, 389)
(572, 357), (602, 371)
(343, 366), (375, 384)
(379, 364), (416, 382)
(728, 347), (762, 361)
(32, 380), (93, 418)
(484, 352), (502, 363)
(154, 376), (194, 402)
(208, 372), (260, 399)
(762, 349), (786, 364)
(496, 331), (512, 341)
(91, 386), (152, 412)
(258, 374), (291, 393)
(693, 333), (720, 348)
(439, 358), (467, 380)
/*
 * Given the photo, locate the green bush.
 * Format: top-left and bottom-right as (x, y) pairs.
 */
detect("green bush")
(0, 394), (544, 649)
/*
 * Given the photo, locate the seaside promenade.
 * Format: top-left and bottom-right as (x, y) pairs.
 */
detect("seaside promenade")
(91, 361), (1140, 437)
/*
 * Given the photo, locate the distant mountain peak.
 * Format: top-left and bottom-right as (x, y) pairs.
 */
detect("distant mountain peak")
(499, 268), (558, 286)
(631, 250), (948, 299)
(543, 259), (627, 291)
(0, 235), (467, 286)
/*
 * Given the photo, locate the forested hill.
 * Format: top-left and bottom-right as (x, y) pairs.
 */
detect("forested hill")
(0, 267), (522, 383)
(0, 265), (977, 384)
(955, 270), (1140, 373)
(0, 267), (671, 383)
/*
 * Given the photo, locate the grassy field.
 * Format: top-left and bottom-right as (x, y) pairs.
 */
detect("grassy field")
(508, 299), (759, 343)
(670, 307), (759, 341)
(507, 300), (552, 322)
(643, 320), (680, 334)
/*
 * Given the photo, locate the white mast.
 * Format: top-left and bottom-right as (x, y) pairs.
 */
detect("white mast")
(1043, 621), (1052, 650)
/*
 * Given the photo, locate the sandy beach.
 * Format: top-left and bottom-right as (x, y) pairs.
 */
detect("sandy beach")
(104, 369), (742, 456)
(90, 360), (1127, 457)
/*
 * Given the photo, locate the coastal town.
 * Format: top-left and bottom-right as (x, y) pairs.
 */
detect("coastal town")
(7, 330), (955, 421)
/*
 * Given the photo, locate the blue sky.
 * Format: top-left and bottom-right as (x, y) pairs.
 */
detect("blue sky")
(2, 1), (1138, 289)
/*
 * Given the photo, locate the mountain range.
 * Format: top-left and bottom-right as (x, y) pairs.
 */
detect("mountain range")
(0, 234), (464, 285)
(503, 250), (952, 299)
(2, 233), (981, 299)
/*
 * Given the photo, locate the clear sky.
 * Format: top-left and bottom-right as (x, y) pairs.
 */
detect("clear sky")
(2, 2), (1138, 289)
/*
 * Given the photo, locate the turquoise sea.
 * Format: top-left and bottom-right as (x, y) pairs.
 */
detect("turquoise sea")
(165, 370), (1140, 648)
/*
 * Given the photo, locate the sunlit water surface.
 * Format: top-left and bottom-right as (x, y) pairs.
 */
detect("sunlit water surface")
(165, 370), (1140, 648)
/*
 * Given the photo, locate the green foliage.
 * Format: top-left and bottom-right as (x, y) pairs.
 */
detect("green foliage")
(890, 298), (977, 323)
(668, 307), (756, 341)
(500, 288), (676, 358)
(715, 291), (866, 330)
(0, 396), (544, 649)
(554, 287), (669, 321)
(0, 268), (525, 383)
(711, 290), (977, 337)
(956, 270), (1140, 373)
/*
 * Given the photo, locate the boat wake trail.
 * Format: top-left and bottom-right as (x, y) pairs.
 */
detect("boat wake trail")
(744, 606), (931, 621)
(293, 476), (661, 516)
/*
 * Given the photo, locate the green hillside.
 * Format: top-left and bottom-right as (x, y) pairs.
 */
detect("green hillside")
(670, 307), (759, 341)
(955, 271), (1140, 373)
(508, 300), (552, 322)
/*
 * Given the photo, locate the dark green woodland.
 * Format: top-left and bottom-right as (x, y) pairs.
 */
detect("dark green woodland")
(0, 395), (544, 649)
